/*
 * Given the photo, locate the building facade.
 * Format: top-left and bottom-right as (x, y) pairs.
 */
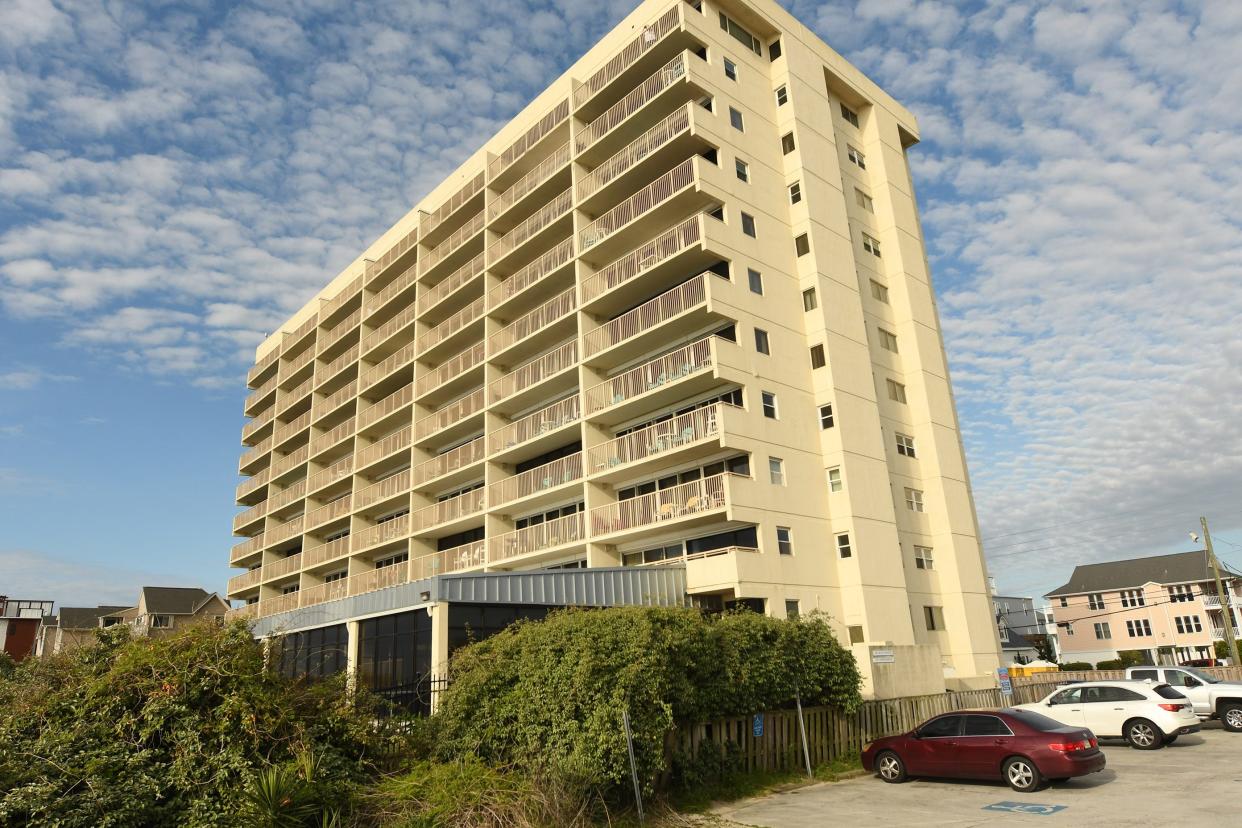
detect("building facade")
(226, 0), (1001, 696)
(993, 595), (1055, 664)
(39, 588), (228, 656)
(1047, 550), (1242, 666)
(1, 597), (54, 662)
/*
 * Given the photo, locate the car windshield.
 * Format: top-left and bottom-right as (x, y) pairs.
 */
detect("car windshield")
(1004, 708), (1071, 732)
(1182, 667), (1221, 684)
(1153, 684), (1188, 700)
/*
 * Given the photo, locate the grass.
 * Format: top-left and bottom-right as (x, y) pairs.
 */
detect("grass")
(666, 754), (864, 815)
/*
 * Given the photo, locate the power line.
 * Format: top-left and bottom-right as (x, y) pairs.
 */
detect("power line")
(997, 591), (1237, 635)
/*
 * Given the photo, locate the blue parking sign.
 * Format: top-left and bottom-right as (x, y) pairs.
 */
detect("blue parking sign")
(752, 713), (764, 737)
(997, 667), (1013, 696)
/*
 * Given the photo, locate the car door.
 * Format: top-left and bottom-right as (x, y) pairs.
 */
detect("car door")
(958, 714), (1015, 778)
(1163, 669), (1208, 713)
(904, 714), (963, 777)
(1083, 685), (1133, 736)
(1042, 686), (1086, 729)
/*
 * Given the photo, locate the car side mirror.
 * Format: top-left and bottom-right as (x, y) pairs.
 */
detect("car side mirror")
(1045, 700), (1054, 706)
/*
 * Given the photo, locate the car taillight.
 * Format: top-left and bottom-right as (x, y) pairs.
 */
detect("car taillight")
(1158, 703), (1185, 712)
(1048, 739), (1093, 752)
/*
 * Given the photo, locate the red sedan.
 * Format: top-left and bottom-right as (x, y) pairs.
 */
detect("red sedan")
(861, 708), (1106, 792)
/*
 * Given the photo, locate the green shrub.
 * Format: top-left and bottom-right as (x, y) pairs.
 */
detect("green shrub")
(1117, 650), (1147, 668)
(1058, 661), (1093, 671)
(1095, 659), (1124, 671)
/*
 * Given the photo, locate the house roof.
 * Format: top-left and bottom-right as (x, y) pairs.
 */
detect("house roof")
(140, 587), (216, 615)
(1046, 550), (1242, 597)
(59, 606), (130, 629)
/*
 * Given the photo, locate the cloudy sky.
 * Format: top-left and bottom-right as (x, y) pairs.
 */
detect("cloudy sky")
(1, 0), (1239, 608)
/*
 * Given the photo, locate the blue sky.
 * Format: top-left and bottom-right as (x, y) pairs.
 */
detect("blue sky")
(2, 0), (1240, 608)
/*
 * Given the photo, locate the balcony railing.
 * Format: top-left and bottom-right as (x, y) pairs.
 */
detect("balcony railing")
(367, 262), (418, 314)
(488, 288), (576, 356)
(353, 515), (411, 552)
(579, 158), (694, 252)
(278, 377), (314, 413)
(490, 453), (583, 506)
(348, 563), (409, 597)
(413, 437), (485, 487)
(270, 445), (310, 478)
(307, 495), (351, 530)
(236, 467), (270, 500)
(423, 171), (486, 238)
(1203, 595), (1227, 609)
(576, 53), (687, 153)
(420, 210), (485, 277)
(590, 472), (730, 535)
(582, 214), (702, 303)
(488, 98), (570, 182)
(315, 342), (360, 388)
(304, 536), (351, 569)
(489, 141), (572, 222)
(244, 374), (278, 413)
(417, 297), (484, 354)
(574, 3), (681, 109)
(415, 388), (485, 442)
(239, 436), (273, 470)
(490, 512), (585, 562)
(310, 417), (355, 456)
(282, 312), (319, 353)
(413, 489), (485, 532)
(226, 602), (260, 620)
(230, 534), (264, 563)
(267, 479), (307, 512)
(416, 343), (485, 398)
(318, 307), (361, 354)
(489, 396), (580, 455)
(307, 455), (353, 495)
(358, 383), (413, 430)
(227, 568), (262, 593)
(367, 225), (419, 283)
(584, 336), (713, 414)
(266, 516), (305, 546)
(242, 409), (276, 443)
(321, 273), (364, 321)
(247, 348), (280, 386)
(413, 541), (486, 579)
(314, 380), (357, 421)
(587, 403), (724, 472)
(273, 411), (312, 447)
(264, 551), (303, 580)
(298, 579), (350, 608)
(359, 341), (416, 392)
(362, 303), (416, 355)
(578, 104), (691, 201)
(355, 470), (411, 511)
(417, 253), (484, 317)
(263, 593), (301, 616)
(489, 341), (578, 404)
(584, 273), (705, 357)
(356, 425), (412, 468)
(233, 500), (267, 532)
(488, 238), (574, 310)
(488, 188), (573, 264)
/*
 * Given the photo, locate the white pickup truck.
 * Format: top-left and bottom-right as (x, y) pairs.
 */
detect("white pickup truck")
(1126, 666), (1242, 731)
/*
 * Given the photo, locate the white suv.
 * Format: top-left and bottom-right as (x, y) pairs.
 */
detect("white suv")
(1016, 680), (1200, 749)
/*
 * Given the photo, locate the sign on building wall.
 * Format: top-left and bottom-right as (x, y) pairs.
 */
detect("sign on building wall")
(997, 667), (1013, 696)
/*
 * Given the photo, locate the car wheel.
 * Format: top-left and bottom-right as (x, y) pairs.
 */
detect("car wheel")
(875, 751), (907, 783)
(1125, 719), (1162, 750)
(1220, 704), (1242, 732)
(1004, 756), (1044, 793)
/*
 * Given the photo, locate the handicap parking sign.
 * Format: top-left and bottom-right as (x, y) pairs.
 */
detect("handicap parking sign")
(752, 713), (763, 737)
(984, 801), (1067, 816)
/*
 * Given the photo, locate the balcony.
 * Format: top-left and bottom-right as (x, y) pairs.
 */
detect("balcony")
(582, 272), (714, 366)
(241, 409), (275, 444)
(320, 273), (364, 324)
(412, 437), (485, 490)
(584, 335), (729, 424)
(487, 188), (573, 272)
(1203, 595), (1228, 609)
(581, 214), (720, 315)
(356, 425), (412, 471)
(356, 469), (411, 512)
(357, 383), (413, 432)
(279, 345), (316, 384)
(365, 262), (418, 321)
(586, 401), (732, 482)
(315, 342), (360, 390)
(489, 512), (585, 565)
(489, 396), (580, 461)
(273, 411), (312, 451)
(353, 515), (411, 553)
(577, 103), (695, 210)
(361, 304), (416, 361)
(487, 98), (570, 186)
(232, 500), (267, 534)
(306, 495), (352, 531)
(243, 374), (278, 416)
(236, 467), (270, 502)
(317, 307), (361, 355)
(263, 551), (303, 582)
(277, 377), (314, 417)
(488, 340), (578, 414)
(416, 342), (485, 404)
(281, 312), (319, 356)
(366, 224), (419, 286)
(488, 287), (576, 363)
(347, 563), (410, 598)
(1214, 627), (1227, 640)
(312, 380), (357, 425)
(419, 209), (485, 281)
(421, 171), (486, 245)
(416, 296), (485, 360)
(684, 546), (765, 595)
(298, 579), (350, 608)
(266, 517), (305, 547)
(262, 593), (301, 617)
(417, 253), (484, 322)
(589, 472), (735, 541)
(415, 388), (485, 446)
(487, 237), (575, 315)
(412, 489), (485, 535)
(489, 141), (572, 227)
(303, 536), (351, 570)
(489, 453), (583, 510)
(307, 455), (353, 496)
(238, 435), (273, 474)
(412, 541), (486, 579)
(227, 567), (262, 594)
(359, 341), (416, 395)
(230, 534), (264, 565)
(226, 602), (259, 621)
(267, 479), (307, 513)
(247, 347), (280, 387)
(573, 3), (683, 117)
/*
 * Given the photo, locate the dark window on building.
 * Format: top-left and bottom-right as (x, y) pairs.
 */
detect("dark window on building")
(810, 344), (826, 368)
(357, 610), (433, 714)
(272, 624), (349, 681)
(781, 132), (796, 155)
(768, 37), (782, 60)
(795, 234), (810, 256)
(741, 212), (756, 237)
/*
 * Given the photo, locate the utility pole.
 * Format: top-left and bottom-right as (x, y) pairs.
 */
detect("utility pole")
(1203, 516), (1240, 668)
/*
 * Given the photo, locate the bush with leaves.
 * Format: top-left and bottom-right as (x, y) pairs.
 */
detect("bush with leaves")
(0, 622), (414, 828)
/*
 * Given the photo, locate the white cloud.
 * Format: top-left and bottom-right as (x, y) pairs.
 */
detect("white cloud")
(0, 368), (76, 390)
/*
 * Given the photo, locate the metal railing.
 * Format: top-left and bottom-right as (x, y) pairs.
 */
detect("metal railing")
(489, 141), (571, 221)
(274, 411), (312, 447)
(420, 210), (486, 276)
(587, 403), (724, 472)
(367, 225), (419, 282)
(423, 171), (486, 238)
(488, 188), (573, 264)
(314, 380), (357, 420)
(298, 578), (350, 607)
(360, 341), (416, 392)
(578, 104), (691, 201)
(356, 470), (411, 511)
(225, 602), (259, 620)
(348, 562), (410, 597)
(315, 342), (360, 388)
(244, 374), (278, 412)
(584, 273), (704, 357)
(362, 302), (416, 355)
(266, 516), (305, 545)
(416, 343), (485, 398)
(417, 253), (484, 316)
(413, 437), (485, 487)
(488, 288), (576, 355)
(282, 312), (319, 352)
(306, 494), (352, 529)
(307, 455), (353, 495)
(413, 541), (486, 579)
(487, 237), (574, 310)
(590, 472), (730, 535)
(584, 336), (713, 414)
(239, 436), (273, 470)
(489, 453), (583, 506)
(356, 425), (412, 468)
(581, 215), (702, 303)
(415, 388), (485, 442)
(303, 536), (351, 568)
(412, 489), (485, 531)
(357, 382), (413, 430)
(367, 262), (418, 314)
(230, 534), (264, 563)
(236, 467), (270, 500)
(279, 346), (315, 382)
(247, 348), (280, 385)
(576, 54), (688, 153)
(264, 551), (303, 580)
(320, 273), (364, 320)
(353, 515), (411, 552)
(263, 593), (301, 616)
(489, 396), (580, 455)
(417, 297), (484, 354)
(489, 340), (577, 403)
(310, 417), (355, 456)
(490, 512), (585, 562)
(227, 568), (262, 593)
(278, 378), (314, 415)
(233, 500), (267, 532)
(270, 445), (310, 477)
(317, 307), (361, 354)
(488, 98), (571, 181)
(574, 3), (681, 109)
(579, 158), (694, 251)
(267, 479), (307, 512)
(241, 409), (276, 443)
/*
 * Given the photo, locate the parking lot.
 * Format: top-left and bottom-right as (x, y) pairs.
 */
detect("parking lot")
(714, 724), (1242, 826)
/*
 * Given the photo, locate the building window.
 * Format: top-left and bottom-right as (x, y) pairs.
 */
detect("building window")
(1094, 622), (1112, 639)
(1120, 589), (1146, 608)
(775, 84), (788, 106)
(719, 11), (761, 54)
(914, 546), (934, 570)
(781, 131), (796, 154)
(810, 344), (826, 368)
(150, 615), (171, 629)
(847, 625), (864, 643)
(870, 280), (889, 303)
(878, 328), (898, 352)
(895, 433), (916, 457)
(324, 570), (347, 583)
(768, 457), (785, 485)
(862, 233), (881, 257)
(905, 488), (924, 512)
(1088, 593), (1105, 610)
(1175, 615), (1203, 634)
(1059, 597), (1068, 608)
(741, 212), (756, 237)
(776, 526), (793, 555)
(924, 605), (945, 631)
(707, 205), (724, 221)
(795, 234), (810, 256)
(281, 585), (300, 595)
(761, 391), (778, 418)
(788, 181), (802, 204)
(735, 158), (749, 182)
(827, 466), (843, 492)
(1168, 585), (1194, 602)
(802, 287), (817, 310)
(768, 37), (782, 60)
(836, 532), (852, 559)
(784, 599), (799, 618)
(729, 106), (744, 131)
(840, 102), (860, 127)
(748, 268), (763, 294)
(754, 328), (770, 354)
(886, 379), (907, 403)
(723, 57), (738, 81)
(856, 188), (874, 212)
(847, 145), (866, 169)
(1126, 619), (1153, 637)
(819, 404), (835, 429)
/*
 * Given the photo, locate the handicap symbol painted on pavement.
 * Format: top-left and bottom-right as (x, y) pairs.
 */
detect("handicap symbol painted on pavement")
(983, 801), (1067, 816)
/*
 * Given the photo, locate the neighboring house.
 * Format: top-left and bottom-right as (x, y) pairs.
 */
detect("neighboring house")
(994, 595), (1055, 664)
(41, 605), (130, 655)
(39, 587), (228, 656)
(1, 597), (55, 662)
(1046, 550), (1242, 666)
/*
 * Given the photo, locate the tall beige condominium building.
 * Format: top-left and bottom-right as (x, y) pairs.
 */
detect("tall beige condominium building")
(227, 0), (1001, 700)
